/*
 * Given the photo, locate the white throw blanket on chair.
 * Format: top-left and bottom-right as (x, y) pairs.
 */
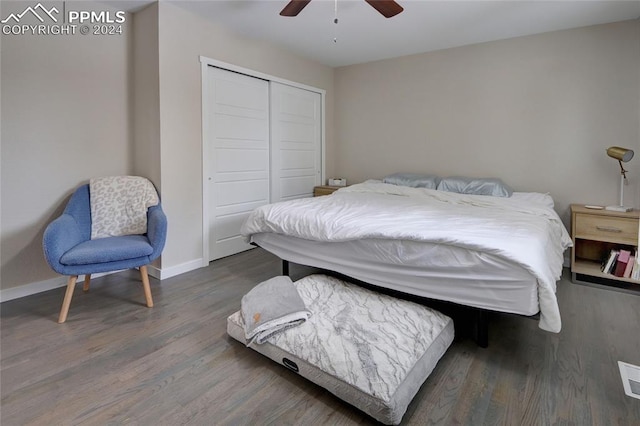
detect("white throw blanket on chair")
(90, 176), (159, 239)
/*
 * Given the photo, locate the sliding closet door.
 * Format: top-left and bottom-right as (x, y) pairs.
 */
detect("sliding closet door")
(270, 82), (322, 202)
(207, 67), (270, 261)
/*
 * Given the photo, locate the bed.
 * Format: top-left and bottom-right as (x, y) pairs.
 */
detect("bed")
(241, 178), (572, 343)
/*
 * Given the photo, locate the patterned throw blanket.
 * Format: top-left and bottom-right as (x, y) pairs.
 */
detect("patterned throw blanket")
(90, 176), (159, 239)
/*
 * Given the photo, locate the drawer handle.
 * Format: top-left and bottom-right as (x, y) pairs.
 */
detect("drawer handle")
(596, 226), (622, 233)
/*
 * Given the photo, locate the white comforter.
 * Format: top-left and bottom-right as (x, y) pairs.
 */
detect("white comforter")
(241, 180), (573, 333)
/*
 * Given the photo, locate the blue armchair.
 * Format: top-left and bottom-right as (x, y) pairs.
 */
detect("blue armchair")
(43, 184), (167, 323)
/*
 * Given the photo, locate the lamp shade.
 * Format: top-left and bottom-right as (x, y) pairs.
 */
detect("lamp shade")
(607, 146), (634, 162)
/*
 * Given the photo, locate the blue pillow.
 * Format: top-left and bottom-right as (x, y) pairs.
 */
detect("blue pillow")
(437, 176), (513, 197)
(382, 173), (441, 190)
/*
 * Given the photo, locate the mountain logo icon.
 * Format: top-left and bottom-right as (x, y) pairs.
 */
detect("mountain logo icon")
(1, 3), (59, 24)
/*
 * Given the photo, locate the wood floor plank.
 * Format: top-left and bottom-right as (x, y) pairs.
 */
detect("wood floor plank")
(2, 249), (640, 425)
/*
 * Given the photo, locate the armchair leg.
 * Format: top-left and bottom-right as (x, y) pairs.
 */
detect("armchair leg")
(83, 274), (91, 292)
(58, 276), (78, 323)
(140, 266), (154, 308)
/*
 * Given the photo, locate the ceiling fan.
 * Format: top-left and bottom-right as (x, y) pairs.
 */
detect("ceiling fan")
(280, 0), (404, 19)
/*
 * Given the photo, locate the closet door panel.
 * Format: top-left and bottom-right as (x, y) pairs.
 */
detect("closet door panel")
(207, 67), (270, 261)
(270, 82), (322, 202)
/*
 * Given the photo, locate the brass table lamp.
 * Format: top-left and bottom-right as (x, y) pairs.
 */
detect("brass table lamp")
(605, 146), (634, 212)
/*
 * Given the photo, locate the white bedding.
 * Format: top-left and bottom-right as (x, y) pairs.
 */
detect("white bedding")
(252, 233), (541, 316)
(241, 180), (572, 332)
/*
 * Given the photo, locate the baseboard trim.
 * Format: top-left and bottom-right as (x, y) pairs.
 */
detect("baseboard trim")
(156, 258), (204, 280)
(0, 272), (116, 302)
(1, 259), (204, 303)
(147, 265), (162, 280)
(0, 276), (67, 303)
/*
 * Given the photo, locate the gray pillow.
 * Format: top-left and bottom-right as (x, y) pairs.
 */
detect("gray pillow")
(437, 176), (513, 197)
(382, 173), (441, 190)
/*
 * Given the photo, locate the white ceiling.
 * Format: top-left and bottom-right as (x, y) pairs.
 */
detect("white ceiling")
(120, 1), (640, 68)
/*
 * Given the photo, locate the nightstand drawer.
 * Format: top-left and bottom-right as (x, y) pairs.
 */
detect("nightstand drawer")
(574, 213), (638, 245)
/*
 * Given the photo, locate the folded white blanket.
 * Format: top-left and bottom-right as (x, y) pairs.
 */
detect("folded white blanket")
(90, 176), (159, 239)
(241, 276), (311, 345)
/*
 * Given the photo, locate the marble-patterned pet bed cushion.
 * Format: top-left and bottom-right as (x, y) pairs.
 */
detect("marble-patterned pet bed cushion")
(227, 274), (454, 425)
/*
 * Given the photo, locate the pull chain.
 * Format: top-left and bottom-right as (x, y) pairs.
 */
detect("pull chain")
(333, 0), (338, 43)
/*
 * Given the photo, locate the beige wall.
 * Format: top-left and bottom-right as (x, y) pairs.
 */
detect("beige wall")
(1, 2), (133, 290)
(132, 3), (161, 193)
(0, 0), (335, 293)
(335, 20), (640, 223)
(155, 1), (335, 271)
(132, 3), (161, 269)
(2, 0), (637, 293)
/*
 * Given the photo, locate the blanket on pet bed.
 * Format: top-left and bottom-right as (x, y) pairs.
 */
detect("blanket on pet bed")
(228, 274), (454, 425)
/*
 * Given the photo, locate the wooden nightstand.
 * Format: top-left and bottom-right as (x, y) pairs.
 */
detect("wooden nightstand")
(570, 204), (639, 287)
(313, 186), (342, 197)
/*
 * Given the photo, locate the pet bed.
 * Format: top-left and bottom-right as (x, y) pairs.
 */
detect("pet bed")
(227, 274), (454, 425)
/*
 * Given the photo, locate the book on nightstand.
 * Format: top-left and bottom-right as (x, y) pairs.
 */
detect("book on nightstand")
(623, 256), (635, 278)
(614, 249), (631, 277)
(602, 250), (619, 274)
(633, 258), (640, 280)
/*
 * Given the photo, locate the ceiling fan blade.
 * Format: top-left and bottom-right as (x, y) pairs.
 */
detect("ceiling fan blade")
(280, 0), (312, 17)
(364, 0), (404, 18)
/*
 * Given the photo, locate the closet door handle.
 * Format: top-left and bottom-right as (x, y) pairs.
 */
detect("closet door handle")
(596, 226), (622, 233)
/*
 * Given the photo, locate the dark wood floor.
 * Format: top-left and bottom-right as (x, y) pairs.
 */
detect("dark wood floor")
(2, 248), (640, 425)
